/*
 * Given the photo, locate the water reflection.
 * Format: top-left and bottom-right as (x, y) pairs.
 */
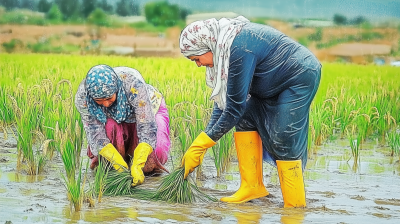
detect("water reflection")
(5, 172), (45, 182)
(234, 211), (262, 224)
(280, 209), (306, 224)
(63, 206), (138, 223)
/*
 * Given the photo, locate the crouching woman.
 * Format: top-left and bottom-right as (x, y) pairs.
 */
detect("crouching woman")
(75, 65), (171, 186)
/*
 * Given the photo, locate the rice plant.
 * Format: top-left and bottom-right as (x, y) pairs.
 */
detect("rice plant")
(152, 167), (217, 203)
(9, 93), (50, 175)
(61, 159), (89, 212)
(386, 129), (400, 157)
(310, 105), (330, 146)
(103, 166), (156, 200)
(348, 133), (361, 172)
(357, 114), (372, 143)
(348, 134), (361, 161)
(211, 131), (234, 177)
(88, 158), (109, 203)
(100, 165), (217, 204)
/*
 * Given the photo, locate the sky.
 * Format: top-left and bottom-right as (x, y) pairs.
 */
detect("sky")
(133, 0), (400, 21)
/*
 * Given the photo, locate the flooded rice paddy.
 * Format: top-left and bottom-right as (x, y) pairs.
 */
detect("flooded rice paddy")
(0, 132), (399, 224)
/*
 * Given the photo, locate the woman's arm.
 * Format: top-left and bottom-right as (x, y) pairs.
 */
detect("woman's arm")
(206, 48), (257, 141)
(204, 102), (223, 133)
(74, 80), (110, 156)
(125, 75), (158, 149)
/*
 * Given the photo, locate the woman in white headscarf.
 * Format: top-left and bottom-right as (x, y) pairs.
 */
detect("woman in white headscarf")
(179, 16), (321, 207)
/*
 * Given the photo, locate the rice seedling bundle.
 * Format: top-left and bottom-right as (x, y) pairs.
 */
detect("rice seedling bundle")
(100, 164), (217, 203)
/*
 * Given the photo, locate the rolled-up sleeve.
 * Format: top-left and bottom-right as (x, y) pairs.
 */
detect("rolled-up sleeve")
(206, 48), (257, 141)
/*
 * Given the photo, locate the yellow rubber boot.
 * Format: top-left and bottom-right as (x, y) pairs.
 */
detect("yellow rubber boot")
(220, 131), (269, 203)
(99, 143), (129, 172)
(276, 160), (306, 208)
(131, 142), (153, 187)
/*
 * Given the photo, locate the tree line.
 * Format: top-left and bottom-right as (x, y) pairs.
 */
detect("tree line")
(0, 0), (140, 18)
(0, 0), (190, 27)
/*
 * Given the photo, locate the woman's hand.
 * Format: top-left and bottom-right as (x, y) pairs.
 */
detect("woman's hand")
(181, 132), (216, 179)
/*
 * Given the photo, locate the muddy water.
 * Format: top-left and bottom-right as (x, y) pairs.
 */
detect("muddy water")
(1, 132), (399, 224)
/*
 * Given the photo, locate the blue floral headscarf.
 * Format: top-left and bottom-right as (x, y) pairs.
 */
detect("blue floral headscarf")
(85, 65), (133, 124)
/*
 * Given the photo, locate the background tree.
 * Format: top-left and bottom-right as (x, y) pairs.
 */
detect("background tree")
(46, 4), (63, 22)
(0, 0), (17, 10)
(88, 8), (109, 26)
(128, 0), (140, 16)
(99, 0), (113, 13)
(116, 0), (140, 16)
(360, 21), (373, 30)
(82, 0), (97, 18)
(179, 8), (191, 21)
(350, 16), (367, 26)
(20, 0), (35, 10)
(37, 0), (52, 13)
(55, 0), (80, 20)
(308, 27), (323, 41)
(144, 1), (182, 27)
(333, 14), (347, 25)
(116, 0), (130, 16)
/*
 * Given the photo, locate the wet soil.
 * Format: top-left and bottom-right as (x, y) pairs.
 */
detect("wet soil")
(1, 132), (399, 224)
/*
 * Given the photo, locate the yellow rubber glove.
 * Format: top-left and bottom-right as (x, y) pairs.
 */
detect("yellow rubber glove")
(99, 143), (128, 172)
(131, 142), (153, 187)
(181, 132), (216, 179)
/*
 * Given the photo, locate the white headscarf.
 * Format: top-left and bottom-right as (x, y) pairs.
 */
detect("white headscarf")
(179, 16), (250, 110)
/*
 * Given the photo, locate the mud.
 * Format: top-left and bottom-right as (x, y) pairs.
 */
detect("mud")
(0, 132), (399, 224)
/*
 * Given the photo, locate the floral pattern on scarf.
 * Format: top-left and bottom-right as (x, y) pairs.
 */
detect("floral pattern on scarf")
(85, 65), (133, 124)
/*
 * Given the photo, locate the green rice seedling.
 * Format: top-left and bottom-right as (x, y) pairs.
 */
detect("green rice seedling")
(176, 121), (191, 155)
(386, 129), (400, 157)
(56, 123), (88, 212)
(72, 120), (84, 165)
(11, 94), (49, 175)
(58, 136), (78, 181)
(322, 97), (340, 135)
(62, 159), (88, 212)
(0, 121), (6, 140)
(356, 114), (372, 144)
(307, 124), (315, 156)
(348, 133), (361, 172)
(338, 100), (358, 139)
(103, 166), (156, 200)
(211, 130), (234, 177)
(370, 107), (396, 144)
(151, 167), (217, 203)
(0, 86), (15, 131)
(310, 105), (330, 146)
(86, 158), (110, 207)
(103, 164), (135, 196)
(348, 134), (361, 162)
(89, 158), (109, 203)
(101, 164), (217, 203)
